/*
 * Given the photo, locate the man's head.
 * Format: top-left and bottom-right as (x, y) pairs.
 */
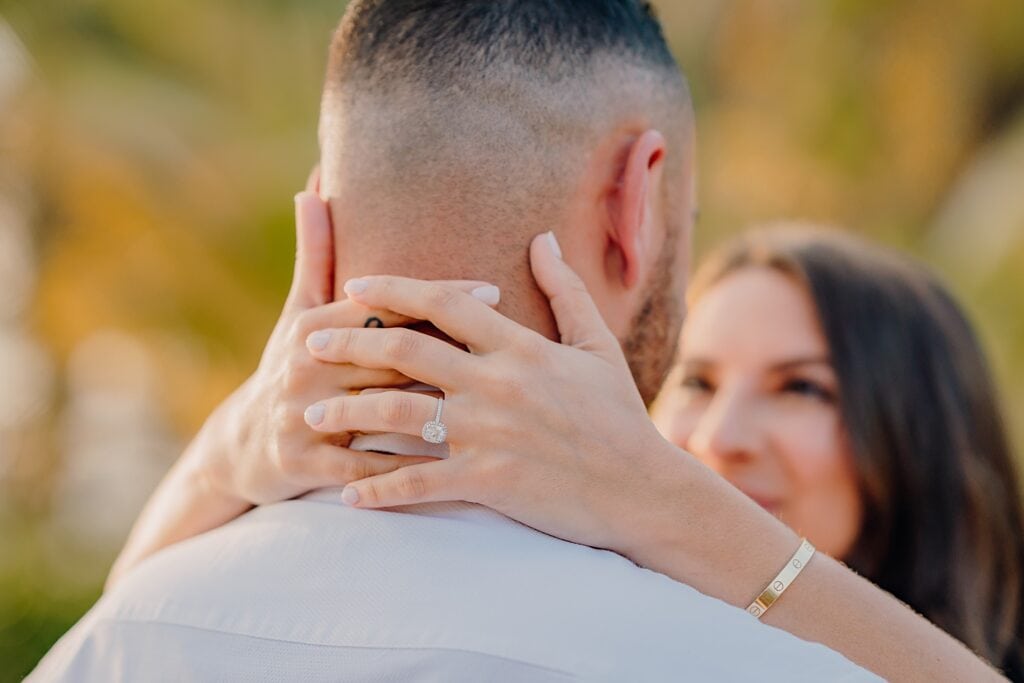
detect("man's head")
(319, 0), (697, 403)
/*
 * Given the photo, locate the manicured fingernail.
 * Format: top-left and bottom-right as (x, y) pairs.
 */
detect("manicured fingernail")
(545, 231), (562, 259)
(341, 487), (360, 506)
(304, 403), (326, 426)
(344, 279), (369, 296)
(307, 330), (332, 351)
(470, 285), (501, 306)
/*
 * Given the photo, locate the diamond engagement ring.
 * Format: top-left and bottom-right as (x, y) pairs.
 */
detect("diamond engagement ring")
(421, 397), (448, 444)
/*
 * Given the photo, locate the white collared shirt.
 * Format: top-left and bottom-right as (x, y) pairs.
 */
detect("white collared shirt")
(31, 435), (879, 682)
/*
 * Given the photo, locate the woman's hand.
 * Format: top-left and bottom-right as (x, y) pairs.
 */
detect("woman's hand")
(107, 190), (495, 587)
(302, 231), (677, 551)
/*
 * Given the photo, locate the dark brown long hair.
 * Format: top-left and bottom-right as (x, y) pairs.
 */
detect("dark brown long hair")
(690, 227), (1024, 678)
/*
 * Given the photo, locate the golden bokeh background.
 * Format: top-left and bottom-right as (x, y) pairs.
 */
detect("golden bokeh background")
(1, 0), (1022, 678)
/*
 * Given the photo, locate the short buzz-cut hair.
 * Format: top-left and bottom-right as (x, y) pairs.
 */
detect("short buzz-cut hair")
(331, 0), (682, 86)
(319, 0), (692, 259)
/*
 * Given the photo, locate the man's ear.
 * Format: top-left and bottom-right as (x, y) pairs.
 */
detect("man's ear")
(608, 129), (666, 289)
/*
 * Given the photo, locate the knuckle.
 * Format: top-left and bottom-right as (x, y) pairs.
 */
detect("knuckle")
(465, 458), (509, 507)
(273, 402), (302, 434)
(275, 446), (302, 480)
(475, 361), (511, 393)
(291, 310), (318, 340)
(515, 332), (549, 363)
(488, 458), (516, 493)
(324, 398), (347, 430)
(478, 454), (511, 484)
(397, 469), (428, 500)
(382, 329), (419, 362)
(343, 457), (378, 483)
(329, 328), (354, 357)
(285, 317), (305, 344)
(268, 403), (296, 436)
(378, 393), (414, 428)
(564, 272), (590, 298)
(360, 478), (383, 506)
(424, 284), (459, 310)
(266, 408), (310, 479)
(281, 357), (311, 393)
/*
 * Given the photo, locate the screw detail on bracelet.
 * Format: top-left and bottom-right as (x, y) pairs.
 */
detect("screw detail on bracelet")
(746, 538), (816, 619)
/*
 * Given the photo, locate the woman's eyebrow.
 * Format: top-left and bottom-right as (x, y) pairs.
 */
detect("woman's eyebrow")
(679, 357), (833, 373)
(771, 356), (832, 372)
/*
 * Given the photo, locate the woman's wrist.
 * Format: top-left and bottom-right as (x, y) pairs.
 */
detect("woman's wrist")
(611, 437), (799, 609)
(185, 381), (256, 506)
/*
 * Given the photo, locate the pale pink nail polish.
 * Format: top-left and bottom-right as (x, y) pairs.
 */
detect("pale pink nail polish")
(307, 330), (332, 351)
(304, 403), (326, 426)
(545, 231), (562, 259)
(341, 487), (360, 506)
(344, 279), (369, 296)
(470, 285), (501, 306)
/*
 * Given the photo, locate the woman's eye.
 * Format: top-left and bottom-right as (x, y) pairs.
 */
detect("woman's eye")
(781, 378), (834, 403)
(681, 375), (713, 393)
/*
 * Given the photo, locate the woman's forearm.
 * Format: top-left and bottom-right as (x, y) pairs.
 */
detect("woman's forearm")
(105, 412), (251, 591)
(616, 444), (1005, 683)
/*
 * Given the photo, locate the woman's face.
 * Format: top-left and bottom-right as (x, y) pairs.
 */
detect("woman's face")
(653, 267), (863, 559)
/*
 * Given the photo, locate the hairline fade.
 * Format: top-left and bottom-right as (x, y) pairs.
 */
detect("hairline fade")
(327, 0), (683, 89)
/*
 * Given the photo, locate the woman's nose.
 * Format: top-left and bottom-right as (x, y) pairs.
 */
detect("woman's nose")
(686, 390), (761, 466)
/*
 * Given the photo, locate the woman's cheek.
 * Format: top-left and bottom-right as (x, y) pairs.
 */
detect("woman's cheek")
(776, 413), (863, 558)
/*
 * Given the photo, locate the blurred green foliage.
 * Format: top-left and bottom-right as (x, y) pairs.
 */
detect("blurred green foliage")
(1, 0), (1023, 679)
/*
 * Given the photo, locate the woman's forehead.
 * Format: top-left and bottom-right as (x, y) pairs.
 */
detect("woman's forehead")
(681, 267), (830, 364)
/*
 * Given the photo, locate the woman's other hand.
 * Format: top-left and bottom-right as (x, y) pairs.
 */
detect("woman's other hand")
(107, 189), (497, 587)
(199, 192), (497, 507)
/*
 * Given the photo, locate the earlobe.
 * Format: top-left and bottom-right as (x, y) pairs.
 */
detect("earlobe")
(611, 129), (666, 289)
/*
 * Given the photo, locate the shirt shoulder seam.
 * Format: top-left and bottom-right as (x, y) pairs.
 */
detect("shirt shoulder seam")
(89, 616), (580, 679)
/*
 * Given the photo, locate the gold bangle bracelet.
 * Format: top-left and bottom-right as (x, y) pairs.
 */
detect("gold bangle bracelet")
(746, 538), (816, 619)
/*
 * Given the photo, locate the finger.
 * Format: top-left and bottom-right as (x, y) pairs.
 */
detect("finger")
(286, 192), (335, 311)
(306, 328), (475, 390)
(287, 443), (437, 491)
(299, 279), (500, 335)
(301, 300), (424, 337)
(341, 276), (517, 353)
(327, 366), (411, 391)
(304, 390), (457, 439)
(341, 459), (466, 508)
(529, 232), (621, 356)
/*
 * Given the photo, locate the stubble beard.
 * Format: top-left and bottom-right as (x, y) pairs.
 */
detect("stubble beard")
(622, 242), (684, 408)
